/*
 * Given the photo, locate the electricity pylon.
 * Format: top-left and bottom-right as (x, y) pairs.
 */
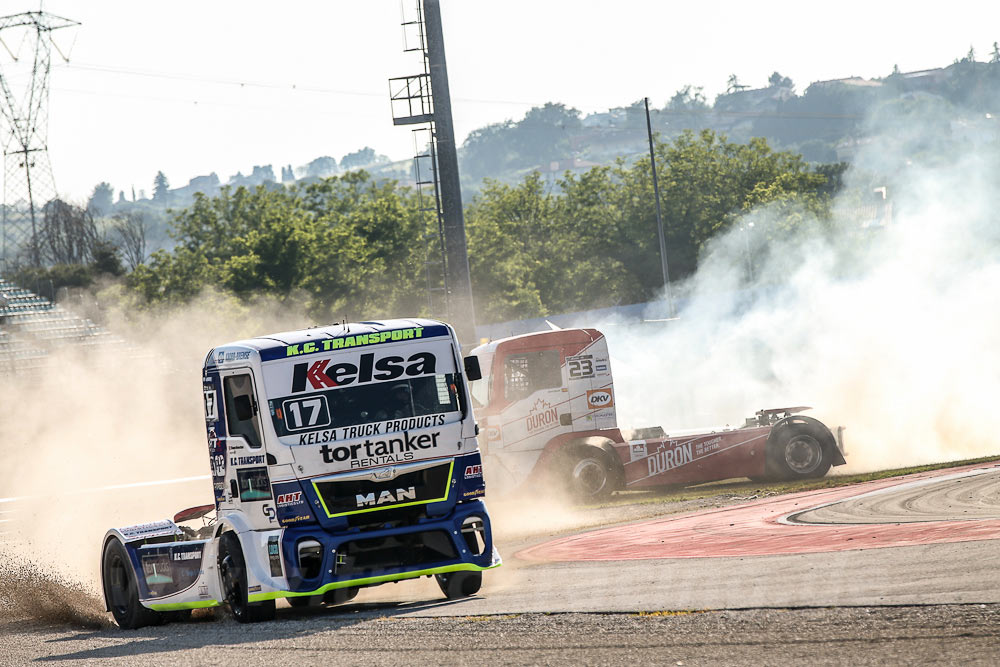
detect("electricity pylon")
(0, 11), (79, 270)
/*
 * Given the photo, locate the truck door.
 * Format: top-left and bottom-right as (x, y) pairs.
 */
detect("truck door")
(499, 348), (570, 450)
(219, 370), (276, 529)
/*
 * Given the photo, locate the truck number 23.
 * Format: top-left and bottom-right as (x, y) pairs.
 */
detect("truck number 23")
(568, 357), (594, 379)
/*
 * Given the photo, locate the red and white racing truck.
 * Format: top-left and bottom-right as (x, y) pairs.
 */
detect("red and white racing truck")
(469, 328), (845, 500)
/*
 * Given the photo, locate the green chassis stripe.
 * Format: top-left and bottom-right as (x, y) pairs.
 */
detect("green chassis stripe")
(247, 561), (499, 603)
(148, 600), (221, 611)
(312, 460), (455, 518)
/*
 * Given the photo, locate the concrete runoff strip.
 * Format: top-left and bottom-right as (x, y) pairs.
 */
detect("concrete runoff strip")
(516, 464), (1000, 562)
(788, 466), (1000, 524)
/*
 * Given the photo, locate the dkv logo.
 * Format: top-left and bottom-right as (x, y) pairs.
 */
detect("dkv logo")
(586, 389), (614, 409)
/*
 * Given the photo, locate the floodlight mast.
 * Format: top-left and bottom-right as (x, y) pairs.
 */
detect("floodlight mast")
(389, 1), (476, 347)
(0, 11), (79, 271)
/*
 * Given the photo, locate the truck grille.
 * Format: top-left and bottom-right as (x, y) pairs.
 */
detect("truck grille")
(312, 459), (453, 519)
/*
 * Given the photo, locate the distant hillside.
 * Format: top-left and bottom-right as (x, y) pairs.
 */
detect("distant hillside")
(88, 54), (1000, 216)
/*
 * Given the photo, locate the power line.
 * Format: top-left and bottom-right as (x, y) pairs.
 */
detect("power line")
(54, 62), (865, 120)
(56, 60), (540, 108)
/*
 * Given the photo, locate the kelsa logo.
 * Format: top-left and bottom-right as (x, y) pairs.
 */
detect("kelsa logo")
(464, 464), (482, 478)
(292, 352), (436, 392)
(276, 492), (303, 506)
(586, 389), (614, 409)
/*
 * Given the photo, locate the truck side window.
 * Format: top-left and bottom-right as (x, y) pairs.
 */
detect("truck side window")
(224, 374), (262, 448)
(504, 350), (562, 401)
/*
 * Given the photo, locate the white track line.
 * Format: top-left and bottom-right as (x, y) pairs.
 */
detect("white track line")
(0, 474), (210, 505)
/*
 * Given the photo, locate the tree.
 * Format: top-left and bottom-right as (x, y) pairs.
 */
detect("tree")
(90, 238), (124, 277)
(767, 71), (794, 90)
(667, 85), (708, 111)
(304, 156), (337, 178)
(991, 42), (1000, 64)
(153, 171), (170, 201)
(127, 173), (426, 320)
(40, 199), (98, 265)
(87, 182), (114, 217)
(340, 148), (381, 171)
(112, 211), (149, 270)
(726, 74), (748, 93)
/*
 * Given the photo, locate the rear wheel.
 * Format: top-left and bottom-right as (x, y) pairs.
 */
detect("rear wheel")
(219, 532), (276, 623)
(769, 429), (832, 480)
(102, 539), (162, 630)
(435, 571), (482, 599)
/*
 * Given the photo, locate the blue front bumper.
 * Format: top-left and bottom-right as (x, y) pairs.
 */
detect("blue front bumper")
(258, 498), (498, 601)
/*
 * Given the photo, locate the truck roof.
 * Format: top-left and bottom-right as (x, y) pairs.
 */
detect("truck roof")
(205, 318), (453, 367)
(472, 327), (603, 356)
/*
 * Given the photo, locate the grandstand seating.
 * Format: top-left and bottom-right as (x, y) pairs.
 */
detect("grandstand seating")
(0, 277), (127, 374)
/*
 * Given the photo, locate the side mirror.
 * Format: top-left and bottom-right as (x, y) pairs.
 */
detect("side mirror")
(463, 355), (482, 382)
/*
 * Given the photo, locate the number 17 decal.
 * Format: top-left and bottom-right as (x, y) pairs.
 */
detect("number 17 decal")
(281, 395), (331, 432)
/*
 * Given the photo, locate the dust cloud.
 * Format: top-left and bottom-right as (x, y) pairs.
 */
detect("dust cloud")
(0, 293), (310, 626)
(602, 139), (1000, 474)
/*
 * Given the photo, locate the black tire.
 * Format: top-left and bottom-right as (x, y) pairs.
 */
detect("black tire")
(286, 595), (322, 609)
(564, 447), (616, 501)
(435, 571), (482, 599)
(165, 609), (193, 623)
(323, 587), (360, 606)
(218, 532), (276, 623)
(102, 539), (162, 630)
(768, 428), (833, 480)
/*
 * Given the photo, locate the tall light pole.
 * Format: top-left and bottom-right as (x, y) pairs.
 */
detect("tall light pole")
(644, 97), (674, 317)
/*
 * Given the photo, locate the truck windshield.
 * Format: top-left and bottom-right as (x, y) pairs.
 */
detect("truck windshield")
(269, 373), (460, 439)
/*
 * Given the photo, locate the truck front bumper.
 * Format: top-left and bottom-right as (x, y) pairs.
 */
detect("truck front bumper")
(260, 499), (500, 602)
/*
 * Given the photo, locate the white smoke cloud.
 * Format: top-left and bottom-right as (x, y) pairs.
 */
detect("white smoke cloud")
(603, 125), (1000, 473)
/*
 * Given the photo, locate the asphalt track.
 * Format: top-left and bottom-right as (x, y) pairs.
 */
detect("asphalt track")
(2, 462), (999, 664)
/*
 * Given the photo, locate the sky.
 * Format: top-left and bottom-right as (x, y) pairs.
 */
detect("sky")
(3, 0), (999, 201)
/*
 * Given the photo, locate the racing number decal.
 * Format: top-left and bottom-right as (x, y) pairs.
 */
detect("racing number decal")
(281, 396), (331, 432)
(567, 356), (595, 379)
(203, 387), (218, 422)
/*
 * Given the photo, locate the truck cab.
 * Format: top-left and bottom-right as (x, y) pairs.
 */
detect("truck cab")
(469, 328), (620, 495)
(101, 319), (499, 628)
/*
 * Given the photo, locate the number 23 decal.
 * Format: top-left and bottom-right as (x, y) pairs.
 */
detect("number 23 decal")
(568, 356), (594, 379)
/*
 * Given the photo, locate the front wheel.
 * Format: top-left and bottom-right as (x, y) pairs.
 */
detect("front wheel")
(287, 595), (322, 609)
(435, 571), (482, 599)
(102, 539), (162, 629)
(323, 587), (359, 606)
(564, 447), (617, 501)
(218, 532), (276, 623)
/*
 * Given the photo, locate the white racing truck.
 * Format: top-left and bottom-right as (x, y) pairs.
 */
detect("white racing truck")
(100, 319), (499, 629)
